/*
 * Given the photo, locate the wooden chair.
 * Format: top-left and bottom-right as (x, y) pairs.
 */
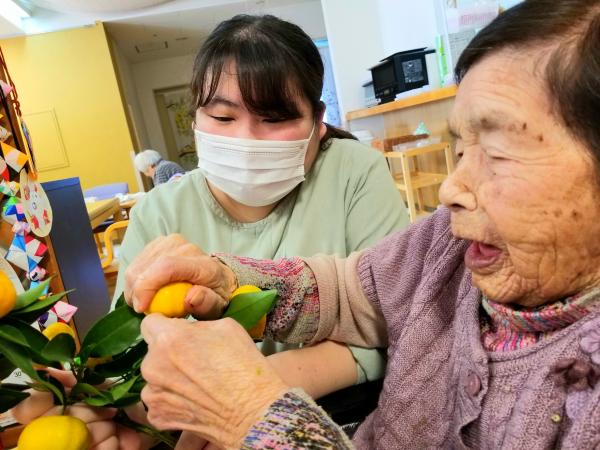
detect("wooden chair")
(100, 220), (129, 279)
(384, 142), (455, 222)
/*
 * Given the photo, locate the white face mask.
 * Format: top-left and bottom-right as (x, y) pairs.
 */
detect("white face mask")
(195, 125), (315, 207)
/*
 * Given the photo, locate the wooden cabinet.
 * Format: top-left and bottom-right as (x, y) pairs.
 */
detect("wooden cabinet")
(0, 50), (109, 447)
(0, 57), (68, 298)
(346, 86), (457, 211)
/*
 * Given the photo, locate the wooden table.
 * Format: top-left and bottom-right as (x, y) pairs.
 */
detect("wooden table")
(0, 423), (23, 448)
(119, 198), (138, 218)
(85, 198), (122, 229)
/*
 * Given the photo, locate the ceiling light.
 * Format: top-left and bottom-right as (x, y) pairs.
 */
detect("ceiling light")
(0, 0), (31, 27)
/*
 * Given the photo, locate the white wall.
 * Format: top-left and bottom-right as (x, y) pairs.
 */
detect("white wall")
(131, 52), (196, 157)
(377, 0), (438, 55)
(110, 38), (151, 151)
(321, 0), (441, 123)
(320, 0), (385, 124)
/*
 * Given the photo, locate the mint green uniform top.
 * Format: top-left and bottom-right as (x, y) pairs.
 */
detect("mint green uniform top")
(115, 138), (410, 381)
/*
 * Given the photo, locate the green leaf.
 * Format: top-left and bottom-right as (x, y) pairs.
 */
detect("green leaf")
(0, 338), (40, 382)
(4, 318), (49, 354)
(41, 333), (75, 362)
(41, 373), (66, 406)
(0, 382), (29, 391)
(81, 368), (105, 386)
(110, 393), (140, 408)
(114, 293), (126, 309)
(71, 382), (105, 398)
(27, 373), (65, 405)
(130, 377), (145, 394)
(81, 382), (141, 408)
(223, 289), (278, 330)
(92, 340), (147, 378)
(2, 319), (54, 366)
(108, 376), (139, 402)
(83, 395), (113, 407)
(11, 292), (70, 324)
(80, 306), (143, 360)
(0, 355), (16, 379)
(14, 278), (52, 310)
(0, 387), (30, 413)
(0, 324), (28, 347)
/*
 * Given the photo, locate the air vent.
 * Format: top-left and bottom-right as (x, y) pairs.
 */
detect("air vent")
(134, 41), (168, 53)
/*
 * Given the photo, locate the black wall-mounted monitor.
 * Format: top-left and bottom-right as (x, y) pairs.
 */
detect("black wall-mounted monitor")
(370, 48), (435, 104)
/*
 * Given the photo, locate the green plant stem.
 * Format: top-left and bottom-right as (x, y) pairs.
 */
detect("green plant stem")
(114, 410), (178, 448)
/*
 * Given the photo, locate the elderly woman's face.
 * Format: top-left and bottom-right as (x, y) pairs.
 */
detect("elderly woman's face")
(439, 50), (600, 307)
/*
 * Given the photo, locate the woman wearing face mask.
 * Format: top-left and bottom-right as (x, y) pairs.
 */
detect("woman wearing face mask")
(117, 12), (408, 414)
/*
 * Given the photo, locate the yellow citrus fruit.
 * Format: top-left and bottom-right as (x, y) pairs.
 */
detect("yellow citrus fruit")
(229, 285), (266, 339)
(230, 284), (261, 298)
(0, 270), (16, 318)
(146, 282), (192, 318)
(247, 315), (267, 340)
(42, 322), (76, 340)
(17, 415), (90, 450)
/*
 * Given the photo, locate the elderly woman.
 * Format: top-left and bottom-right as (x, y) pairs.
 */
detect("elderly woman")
(133, 149), (185, 186)
(126, 1), (600, 448)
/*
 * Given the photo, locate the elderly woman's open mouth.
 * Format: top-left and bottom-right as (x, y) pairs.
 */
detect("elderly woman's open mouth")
(465, 241), (503, 270)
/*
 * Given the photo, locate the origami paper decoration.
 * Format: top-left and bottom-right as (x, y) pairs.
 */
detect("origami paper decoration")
(37, 302), (78, 330)
(26, 265), (46, 281)
(20, 170), (53, 237)
(0, 179), (19, 197)
(5, 237), (29, 271)
(0, 125), (10, 142)
(0, 80), (12, 97)
(2, 197), (25, 224)
(52, 301), (78, 323)
(5, 233), (47, 272)
(11, 220), (29, 236)
(1, 142), (27, 172)
(0, 157), (8, 181)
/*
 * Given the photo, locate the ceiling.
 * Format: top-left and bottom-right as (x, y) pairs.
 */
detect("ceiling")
(1, 0), (325, 63)
(23, 0), (174, 13)
(0, 15), (24, 36)
(104, 0), (326, 63)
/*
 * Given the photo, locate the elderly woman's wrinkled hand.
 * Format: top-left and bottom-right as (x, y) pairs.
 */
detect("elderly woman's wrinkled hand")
(124, 234), (237, 318)
(140, 314), (289, 448)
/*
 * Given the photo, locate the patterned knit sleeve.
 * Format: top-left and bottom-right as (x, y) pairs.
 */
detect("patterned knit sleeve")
(215, 254), (320, 344)
(242, 389), (355, 449)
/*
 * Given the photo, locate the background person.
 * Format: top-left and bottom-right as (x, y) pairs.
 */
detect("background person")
(134, 149), (185, 186)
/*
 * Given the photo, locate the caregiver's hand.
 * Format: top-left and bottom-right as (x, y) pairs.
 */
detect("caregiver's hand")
(140, 314), (289, 449)
(10, 369), (148, 450)
(124, 234), (237, 318)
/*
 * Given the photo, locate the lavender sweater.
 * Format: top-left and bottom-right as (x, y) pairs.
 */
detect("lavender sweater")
(237, 208), (600, 449)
